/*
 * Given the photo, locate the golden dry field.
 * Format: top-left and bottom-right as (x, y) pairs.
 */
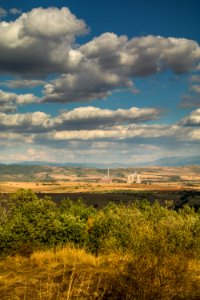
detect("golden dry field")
(0, 165), (200, 193)
(0, 180), (199, 194)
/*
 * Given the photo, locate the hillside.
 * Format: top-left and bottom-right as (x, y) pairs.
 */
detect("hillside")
(0, 164), (200, 184)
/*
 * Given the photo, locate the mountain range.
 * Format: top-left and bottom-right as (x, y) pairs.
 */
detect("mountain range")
(1, 156), (200, 168)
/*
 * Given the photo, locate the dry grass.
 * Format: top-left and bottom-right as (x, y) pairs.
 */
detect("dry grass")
(0, 246), (126, 300)
(0, 246), (199, 300)
(1, 165), (200, 193)
(0, 180), (195, 194)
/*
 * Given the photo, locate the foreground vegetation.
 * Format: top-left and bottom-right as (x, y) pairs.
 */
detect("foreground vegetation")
(0, 189), (200, 299)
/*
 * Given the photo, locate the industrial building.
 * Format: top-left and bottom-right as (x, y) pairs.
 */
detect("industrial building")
(127, 172), (141, 184)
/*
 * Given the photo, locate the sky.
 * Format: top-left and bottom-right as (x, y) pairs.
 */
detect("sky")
(0, 0), (200, 164)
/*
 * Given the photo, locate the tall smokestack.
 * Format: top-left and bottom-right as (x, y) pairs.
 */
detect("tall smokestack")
(107, 168), (110, 179)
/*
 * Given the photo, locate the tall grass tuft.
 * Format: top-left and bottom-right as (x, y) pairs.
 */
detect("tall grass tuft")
(0, 246), (199, 299)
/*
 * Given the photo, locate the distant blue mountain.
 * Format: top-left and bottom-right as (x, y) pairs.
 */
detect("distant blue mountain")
(0, 156), (200, 168)
(147, 156), (200, 167)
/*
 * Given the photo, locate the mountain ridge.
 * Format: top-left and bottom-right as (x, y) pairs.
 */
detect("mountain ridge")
(0, 156), (200, 168)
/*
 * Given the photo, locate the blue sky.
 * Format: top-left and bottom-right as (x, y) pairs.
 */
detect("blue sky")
(0, 0), (200, 164)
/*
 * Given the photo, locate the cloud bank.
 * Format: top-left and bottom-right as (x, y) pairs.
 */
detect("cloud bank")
(0, 7), (199, 105)
(0, 6), (199, 163)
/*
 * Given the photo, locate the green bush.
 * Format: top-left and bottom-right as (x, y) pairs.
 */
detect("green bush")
(0, 189), (199, 299)
(0, 189), (199, 261)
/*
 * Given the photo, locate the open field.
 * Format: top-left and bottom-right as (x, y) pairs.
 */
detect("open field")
(1, 183), (200, 210)
(1, 165), (200, 209)
(0, 165), (200, 192)
(0, 180), (195, 194)
(0, 165), (200, 187)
